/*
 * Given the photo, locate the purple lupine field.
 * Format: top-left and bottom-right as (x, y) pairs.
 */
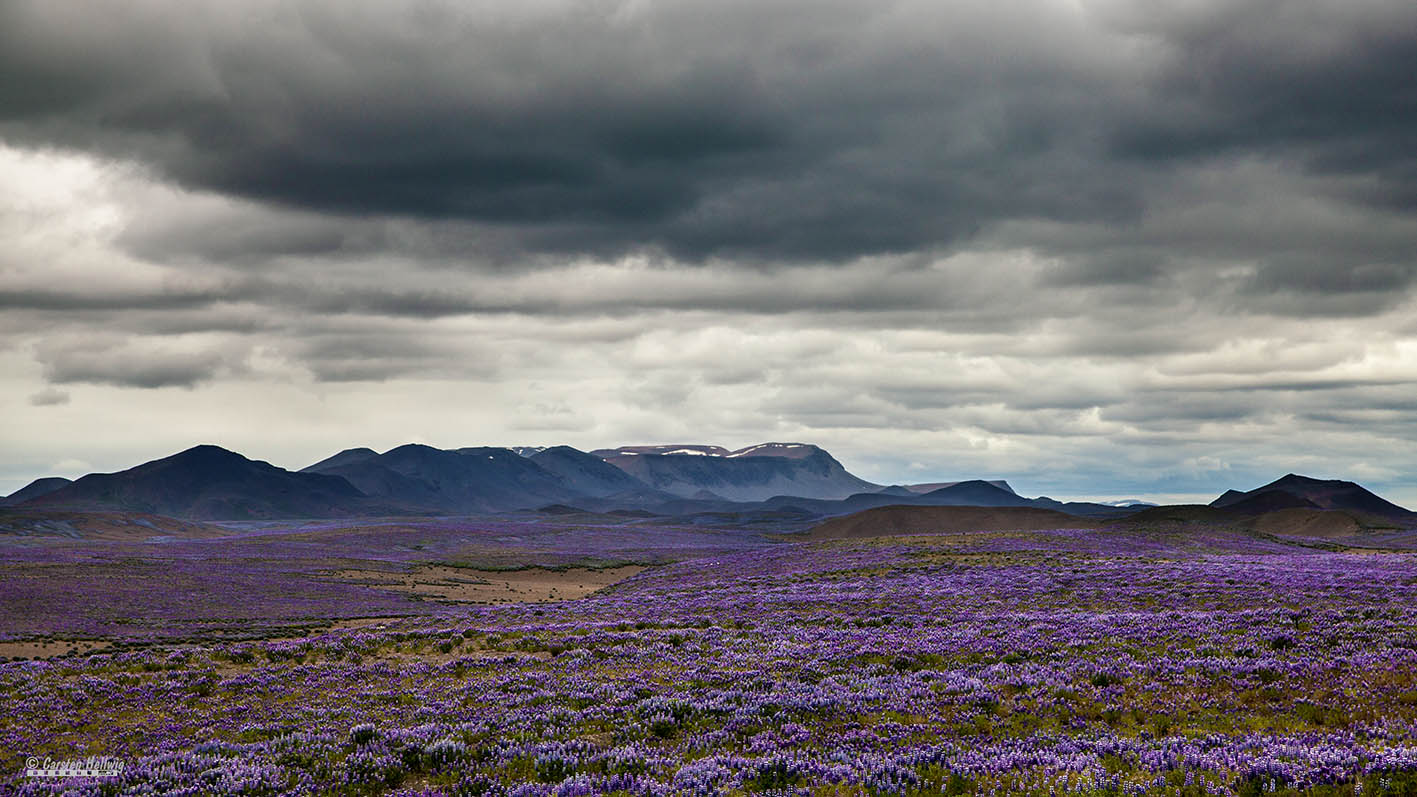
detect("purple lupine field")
(6, 519), (1417, 796)
(6, 0), (1417, 792)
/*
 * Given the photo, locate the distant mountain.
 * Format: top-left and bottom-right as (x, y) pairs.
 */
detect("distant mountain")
(601, 445), (879, 501)
(23, 445), (378, 519)
(1211, 474), (1415, 522)
(528, 446), (650, 497)
(303, 447), (380, 471)
(10, 439), (1213, 522)
(0, 476), (73, 507)
(905, 480), (1016, 495)
(756, 479), (1134, 520)
(1096, 499), (1157, 508)
(305, 444), (582, 513)
(915, 480), (1035, 507)
(303, 451), (446, 509)
(509, 446), (548, 457)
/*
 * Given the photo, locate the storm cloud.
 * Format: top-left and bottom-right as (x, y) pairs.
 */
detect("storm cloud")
(1, 0), (1416, 504)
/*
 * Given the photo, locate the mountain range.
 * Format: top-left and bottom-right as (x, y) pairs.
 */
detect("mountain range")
(3, 442), (1413, 527)
(4, 441), (877, 519)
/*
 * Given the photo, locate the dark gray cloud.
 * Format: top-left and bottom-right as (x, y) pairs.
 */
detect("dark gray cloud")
(1104, 1), (1417, 176)
(0, 0), (1407, 269)
(284, 329), (490, 383)
(2, 0), (1417, 505)
(34, 338), (243, 389)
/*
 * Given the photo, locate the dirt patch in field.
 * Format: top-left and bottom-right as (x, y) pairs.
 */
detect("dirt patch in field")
(1249, 508), (1366, 539)
(325, 616), (409, 631)
(0, 640), (110, 659)
(324, 565), (644, 604)
(0, 509), (228, 541)
(809, 505), (1101, 540)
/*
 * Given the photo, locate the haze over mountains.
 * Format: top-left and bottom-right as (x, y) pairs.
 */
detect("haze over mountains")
(3, 442), (1414, 530)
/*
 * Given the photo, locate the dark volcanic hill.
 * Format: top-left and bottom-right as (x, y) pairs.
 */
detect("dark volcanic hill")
(809, 505), (1100, 540)
(905, 480), (1016, 494)
(913, 480), (1036, 507)
(0, 476), (73, 507)
(24, 445), (377, 519)
(602, 445), (879, 501)
(1211, 474), (1415, 523)
(1212, 490), (1321, 516)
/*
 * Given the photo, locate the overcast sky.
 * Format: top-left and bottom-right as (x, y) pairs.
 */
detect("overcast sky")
(3, 0), (1416, 504)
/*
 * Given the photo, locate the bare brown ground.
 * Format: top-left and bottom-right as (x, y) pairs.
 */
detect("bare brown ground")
(809, 505), (1100, 540)
(0, 509), (229, 541)
(1249, 508), (1369, 539)
(0, 640), (109, 659)
(325, 565), (644, 604)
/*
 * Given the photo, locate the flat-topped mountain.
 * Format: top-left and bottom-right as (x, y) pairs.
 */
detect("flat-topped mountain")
(599, 444), (879, 501)
(724, 443), (824, 459)
(592, 444), (734, 458)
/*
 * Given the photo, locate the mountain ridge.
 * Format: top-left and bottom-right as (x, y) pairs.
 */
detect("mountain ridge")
(25, 445), (387, 519)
